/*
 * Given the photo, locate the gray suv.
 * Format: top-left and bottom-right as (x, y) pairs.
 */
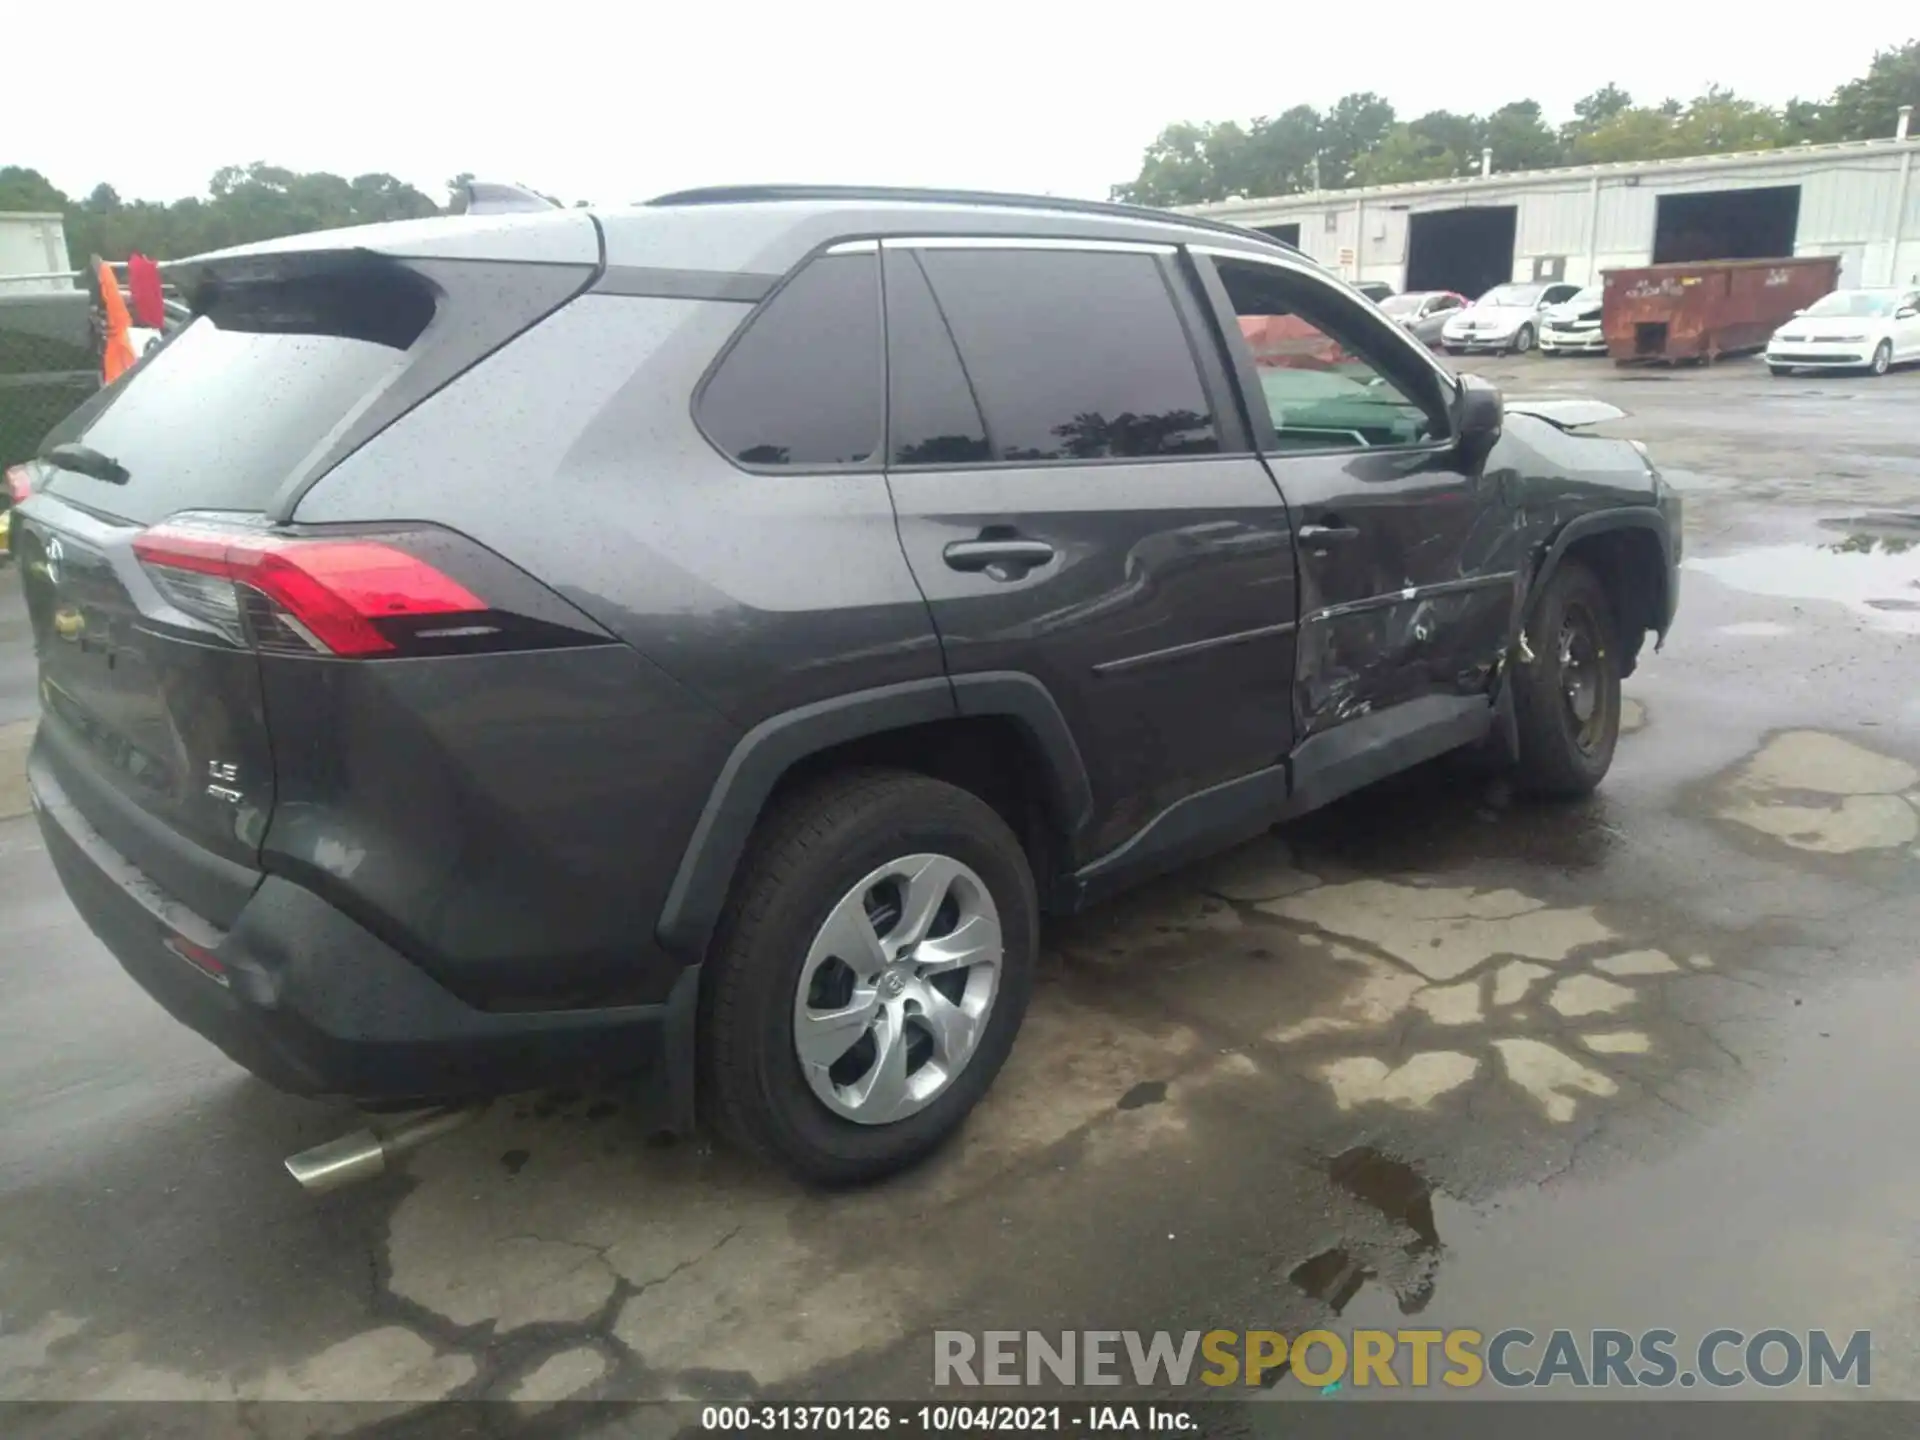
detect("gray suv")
(14, 185), (1681, 1184)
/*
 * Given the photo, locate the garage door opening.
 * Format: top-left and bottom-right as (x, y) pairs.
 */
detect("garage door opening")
(1653, 186), (1800, 263)
(1406, 207), (1517, 301)
(1256, 223), (1302, 248)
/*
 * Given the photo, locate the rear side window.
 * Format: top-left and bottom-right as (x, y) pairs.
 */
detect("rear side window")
(903, 248), (1218, 465)
(36, 269), (434, 527)
(698, 253), (882, 469)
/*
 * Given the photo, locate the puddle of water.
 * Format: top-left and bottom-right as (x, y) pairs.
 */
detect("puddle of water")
(1290, 1149), (1440, 1317)
(1688, 541), (1920, 633)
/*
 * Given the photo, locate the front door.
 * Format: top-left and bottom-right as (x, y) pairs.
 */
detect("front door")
(880, 240), (1298, 862)
(1195, 248), (1518, 740)
(1897, 290), (1920, 360)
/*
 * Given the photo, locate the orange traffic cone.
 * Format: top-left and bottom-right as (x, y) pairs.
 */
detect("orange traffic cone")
(95, 258), (137, 384)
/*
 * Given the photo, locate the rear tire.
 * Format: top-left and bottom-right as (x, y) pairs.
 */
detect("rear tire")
(1511, 560), (1621, 799)
(700, 769), (1037, 1186)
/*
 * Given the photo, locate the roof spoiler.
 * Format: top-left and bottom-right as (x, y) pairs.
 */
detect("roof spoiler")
(453, 181), (561, 216)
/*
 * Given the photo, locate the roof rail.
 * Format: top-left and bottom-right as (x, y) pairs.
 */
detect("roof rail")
(455, 181), (560, 216)
(642, 184), (1299, 253)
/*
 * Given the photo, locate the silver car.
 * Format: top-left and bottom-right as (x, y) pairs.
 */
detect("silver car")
(1442, 282), (1583, 354)
(1380, 291), (1468, 347)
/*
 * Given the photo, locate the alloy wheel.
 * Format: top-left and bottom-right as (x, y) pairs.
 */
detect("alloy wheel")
(792, 854), (1003, 1125)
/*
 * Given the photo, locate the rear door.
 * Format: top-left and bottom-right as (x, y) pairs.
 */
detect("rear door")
(1192, 247), (1517, 740)
(881, 239), (1298, 862)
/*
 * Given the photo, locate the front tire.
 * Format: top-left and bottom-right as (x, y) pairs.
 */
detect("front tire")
(1511, 324), (1536, 355)
(700, 769), (1037, 1186)
(1769, 364), (1792, 377)
(1869, 340), (1893, 377)
(1511, 560), (1621, 798)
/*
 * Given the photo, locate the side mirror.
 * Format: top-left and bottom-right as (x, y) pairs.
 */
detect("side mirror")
(1898, 307), (1918, 320)
(1454, 374), (1503, 465)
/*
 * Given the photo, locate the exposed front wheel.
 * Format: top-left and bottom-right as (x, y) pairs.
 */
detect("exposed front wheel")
(1511, 560), (1621, 798)
(1769, 364), (1792, 377)
(1511, 324), (1535, 355)
(1869, 341), (1893, 377)
(700, 770), (1036, 1185)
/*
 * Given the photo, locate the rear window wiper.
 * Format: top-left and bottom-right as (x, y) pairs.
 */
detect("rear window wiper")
(38, 443), (130, 485)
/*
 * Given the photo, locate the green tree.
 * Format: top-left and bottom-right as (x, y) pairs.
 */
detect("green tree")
(1560, 84), (1635, 147)
(1234, 106), (1324, 196)
(0, 166), (68, 212)
(1824, 37), (1920, 140)
(1316, 92), (1398, 185)
(1668, 86), (1788, 154)
(1112, 121), (1249, 205)
(1482, 100), (1563, 171)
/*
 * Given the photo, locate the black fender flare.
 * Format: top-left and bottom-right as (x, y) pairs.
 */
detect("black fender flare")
(1521, 506), (1676, 639)
(654, 672), (1092, 960)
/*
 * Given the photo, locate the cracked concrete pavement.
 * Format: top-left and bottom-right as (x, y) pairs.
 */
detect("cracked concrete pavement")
(3, 355), (1919, 1414)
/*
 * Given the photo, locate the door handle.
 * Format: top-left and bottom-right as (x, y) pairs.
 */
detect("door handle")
(942, 537), (1056, 575)
(1298, 522), (1360, 544)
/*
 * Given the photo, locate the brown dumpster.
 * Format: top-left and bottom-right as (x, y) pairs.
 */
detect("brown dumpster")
(1601, 256), (1840, 365)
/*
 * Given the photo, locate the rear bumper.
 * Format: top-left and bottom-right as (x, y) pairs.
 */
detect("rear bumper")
(29, 743), (696, 1115)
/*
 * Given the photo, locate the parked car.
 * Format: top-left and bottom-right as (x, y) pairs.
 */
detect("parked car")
(1442, 282), (1583, 355)
(1380, 290), (1468, 346)
(1538, 284), (1607, 356)
(1765, 287), (1920, 377)
(14, 186), (1681, 1185)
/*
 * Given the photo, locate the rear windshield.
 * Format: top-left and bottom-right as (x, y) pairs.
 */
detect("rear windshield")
(37, 270), (431, 525)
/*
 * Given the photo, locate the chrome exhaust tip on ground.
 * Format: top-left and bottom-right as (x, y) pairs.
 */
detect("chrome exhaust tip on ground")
(284, 1106), (483, 1193)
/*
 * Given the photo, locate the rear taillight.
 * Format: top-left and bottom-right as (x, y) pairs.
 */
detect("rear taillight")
(132, 519), (607, 658)
(5, 465), (31, 505)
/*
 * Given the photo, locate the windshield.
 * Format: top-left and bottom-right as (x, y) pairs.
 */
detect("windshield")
(1802, 290), (1899, 319)
(1380, 295), (1423, 316)
(1566, 286), (1603, 306)
(1477, 284), (1547, 308)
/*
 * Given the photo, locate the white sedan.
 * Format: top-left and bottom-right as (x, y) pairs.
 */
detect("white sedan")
(1766, 288), (1920, 377)
(1440, 282), (1582, 355)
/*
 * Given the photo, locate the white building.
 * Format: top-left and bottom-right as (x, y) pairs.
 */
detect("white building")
(0, 211), (76, 293)
(1184, 128), (1920, 300)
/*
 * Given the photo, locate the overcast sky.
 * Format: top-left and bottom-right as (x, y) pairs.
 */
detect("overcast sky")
(14, 1), (1917, 207)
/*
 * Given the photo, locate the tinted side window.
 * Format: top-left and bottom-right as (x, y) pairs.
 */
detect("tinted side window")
(885, 250), (990, 466)
(909, 248), (1217, 464)
(699, 253), (882, 468)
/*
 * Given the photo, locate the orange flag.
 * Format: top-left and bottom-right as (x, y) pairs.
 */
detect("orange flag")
(96, 259), (137, 384)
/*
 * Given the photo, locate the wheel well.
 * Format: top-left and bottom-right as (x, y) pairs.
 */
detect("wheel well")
(1560, 527), (1666, 677)
(766, 716), (1067, 894)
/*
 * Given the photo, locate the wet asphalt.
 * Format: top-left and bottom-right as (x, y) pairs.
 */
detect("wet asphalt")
(2, 354), (1919, 1416)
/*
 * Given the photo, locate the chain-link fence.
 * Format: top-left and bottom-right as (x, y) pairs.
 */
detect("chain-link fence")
(1, 290), (101, 471)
